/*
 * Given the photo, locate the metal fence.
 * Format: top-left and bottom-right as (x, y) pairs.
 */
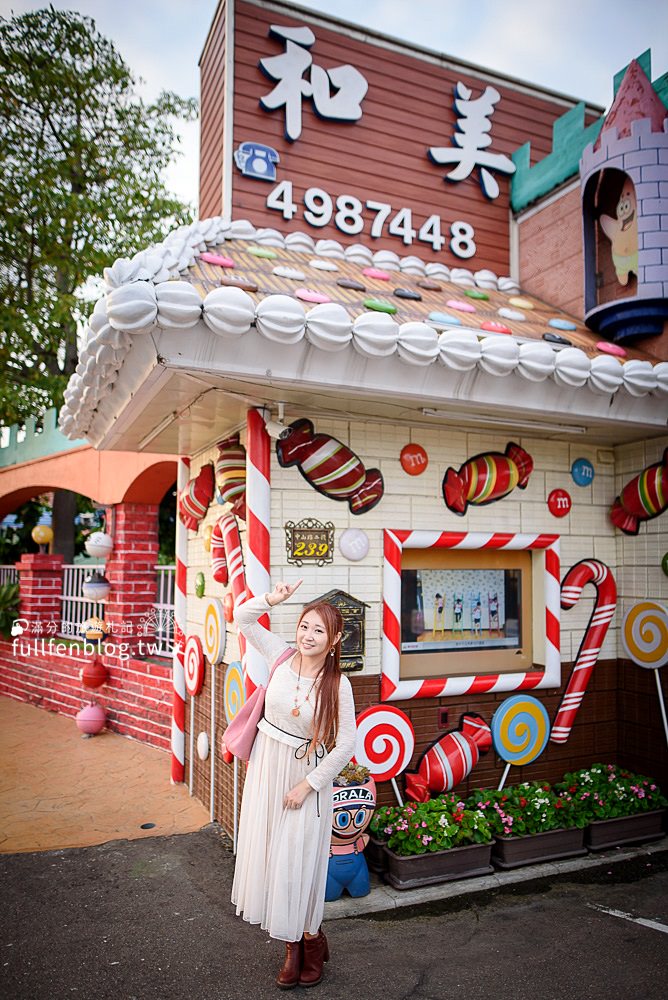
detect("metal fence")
(59, 564), (103, 637)
(0, 565), (19, 586)
(153, 565), (176, 656)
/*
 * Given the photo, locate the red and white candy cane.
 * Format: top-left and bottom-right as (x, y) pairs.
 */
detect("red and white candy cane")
(382, 529), (561, 702)
(171, 455), (189, 784)
(211, 511), (248, 667)
(550, 559), (617, 744)
(244, 408), (272, 694)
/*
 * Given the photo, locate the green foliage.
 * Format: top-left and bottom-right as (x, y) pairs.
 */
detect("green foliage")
(466, 782), (584, 836)
(0, 498), (47, 562)
(369, 793), (493, 856)
(0, 7), (198, 424)
(158, 483), (176, 564)
(0, 581), (20, 637)
(554, 763), (668, 822)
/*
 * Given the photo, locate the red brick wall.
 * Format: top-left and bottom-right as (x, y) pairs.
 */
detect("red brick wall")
(518, 186), (585, 320)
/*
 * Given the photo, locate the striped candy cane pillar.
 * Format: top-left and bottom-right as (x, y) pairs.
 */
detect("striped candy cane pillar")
(550, 559), (617, 744)
(171, 456), (189, 783)
(382, 530), (561, 702)
(244, 408), (272, 692)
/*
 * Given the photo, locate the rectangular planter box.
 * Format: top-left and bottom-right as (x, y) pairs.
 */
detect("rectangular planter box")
(492, 827), (586, 870)
(585, 809), (667, 852)
(382, 841), (493, 891)
(364, 836), (387, 874)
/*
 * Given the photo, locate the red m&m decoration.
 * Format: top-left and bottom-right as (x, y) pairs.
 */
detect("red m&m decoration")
(548, 488), (572, 517)
(224, 592), (235, 623)
(400, 443), (428, 476)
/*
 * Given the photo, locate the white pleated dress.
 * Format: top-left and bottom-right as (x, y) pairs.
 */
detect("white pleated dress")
(231, 597), (357, 943)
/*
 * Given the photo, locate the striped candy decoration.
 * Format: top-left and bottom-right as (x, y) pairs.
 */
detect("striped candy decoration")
(609, 448), (668, 535)
(382, 529), (561, 702)
(171, 455), (189, 783)
(443, 442), (533, 515)
(404, 714), (492, 802)
(178, 463), (215, 531)
(245, 408), (272, 692)
(215, 434), (247, 519)
(276, 418), (384, 515)
(550, 559), (617, 744)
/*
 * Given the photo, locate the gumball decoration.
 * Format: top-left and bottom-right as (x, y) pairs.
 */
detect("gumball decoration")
(203, 524), (214, 553)
(276, 418), (384, 515)
(223, 592), (235, 623)
(339, 528), (370, 562)
(609, 448), (668, 535)
(325, 772), (376, 901)
(79, 616), (109, 642)
(75, 703), (107, 735)
(404, 714), (492, 802)
(197, 732), (210, 760)
(31, 524), (53, 548)
(195, 572), (205, 599)
(84, 531), (113, 559)
(571, 458), (594, 487)
(548, 488), (572, 517)
(80, 659), (109, 689)
(215, 434), (247, 519)
(82, 571), (111, 602)
(443, 443), (533, 515)
(400, 443), (428, 476)
(184, 635), (205, 696)
(178, 463), (215, 531)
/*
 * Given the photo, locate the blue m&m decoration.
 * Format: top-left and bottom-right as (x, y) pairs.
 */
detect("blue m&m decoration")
(571, 458), (595, 487)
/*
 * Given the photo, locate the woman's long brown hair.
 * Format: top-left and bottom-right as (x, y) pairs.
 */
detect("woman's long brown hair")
(297, 601), (343, 751)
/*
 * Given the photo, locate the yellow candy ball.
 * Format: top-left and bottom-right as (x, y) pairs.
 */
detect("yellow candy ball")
(32, 525), (54, 545)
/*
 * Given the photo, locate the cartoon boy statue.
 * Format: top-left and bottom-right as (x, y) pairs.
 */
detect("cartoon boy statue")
(325, 778), (376, 901)
(600, 180), (638, 286)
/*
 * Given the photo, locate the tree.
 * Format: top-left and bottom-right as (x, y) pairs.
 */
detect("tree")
(0, 7), (198, 425)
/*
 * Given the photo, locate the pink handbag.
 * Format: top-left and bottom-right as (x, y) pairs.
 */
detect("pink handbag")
(221, 647), (295, 761)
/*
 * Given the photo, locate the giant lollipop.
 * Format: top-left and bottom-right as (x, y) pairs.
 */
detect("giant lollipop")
(223, 660), (246, 853)
(622, 601), (668, 749)
(353, 705), (415, 805)
(492, 695), (550, 790)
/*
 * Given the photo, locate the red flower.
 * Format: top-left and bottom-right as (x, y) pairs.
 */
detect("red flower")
(519, 797), (527, 808)
(555, 800), (563, 809)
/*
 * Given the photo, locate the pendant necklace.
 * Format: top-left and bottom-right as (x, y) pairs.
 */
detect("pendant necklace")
(292, 653), (318, 717)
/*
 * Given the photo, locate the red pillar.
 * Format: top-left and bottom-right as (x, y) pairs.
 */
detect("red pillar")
(103, 503), (160, 655)
(16, 553), (65, 633)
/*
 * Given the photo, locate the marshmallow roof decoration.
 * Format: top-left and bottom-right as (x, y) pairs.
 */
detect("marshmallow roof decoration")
(59, 217), (668, 450)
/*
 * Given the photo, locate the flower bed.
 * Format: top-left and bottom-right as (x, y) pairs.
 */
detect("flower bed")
(369, 792), (493, 857)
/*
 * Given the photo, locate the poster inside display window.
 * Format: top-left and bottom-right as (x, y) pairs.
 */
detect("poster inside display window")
(382, 531), (561, 701)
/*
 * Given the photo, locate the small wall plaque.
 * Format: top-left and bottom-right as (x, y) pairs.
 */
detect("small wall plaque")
(312, 589), (368, 672)
(285, 518), (335, 567)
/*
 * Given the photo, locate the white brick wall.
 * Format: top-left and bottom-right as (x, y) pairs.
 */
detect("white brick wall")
(185, 421), (668, 681)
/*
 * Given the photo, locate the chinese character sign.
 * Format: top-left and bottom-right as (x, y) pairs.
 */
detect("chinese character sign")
(259, 24), (368, 142)
(428, 81), (516, 200)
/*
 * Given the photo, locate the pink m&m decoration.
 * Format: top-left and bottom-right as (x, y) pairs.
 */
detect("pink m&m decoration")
(200, 252), (235, 268)
(400, 443), (428, 476)
(362, 267), (391, 280)
(184, 635), (205, 696)
(294, 288), (331, 304)
(353, 706), (415, 783)
(481, 321), (512, 334)
(596, 341), (627, 357)
(447, 298), (476, 313)
(548, 488), (572, 517)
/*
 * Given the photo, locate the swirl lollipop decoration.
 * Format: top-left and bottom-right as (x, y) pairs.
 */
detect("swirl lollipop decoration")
(224, 660), (247, 854)
(622, 601), (668, 749)
(353, 705), (415, 805)
(492, 695), (550, 789)
(204, 598), (226, 665)
(184, 635), (205, 697)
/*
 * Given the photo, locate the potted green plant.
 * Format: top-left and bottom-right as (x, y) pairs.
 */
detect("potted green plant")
(555, 763), (667, 851)
(0, 581), (20, 638)
(370, 792), (493, 890)
(467, 781), (587, 869)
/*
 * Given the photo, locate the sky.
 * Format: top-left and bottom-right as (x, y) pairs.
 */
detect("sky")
(3, 0), (668, 208)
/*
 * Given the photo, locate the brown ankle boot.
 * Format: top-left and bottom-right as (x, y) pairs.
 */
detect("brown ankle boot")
(276, 939), (303, 990)
(299, 930), (329, 987)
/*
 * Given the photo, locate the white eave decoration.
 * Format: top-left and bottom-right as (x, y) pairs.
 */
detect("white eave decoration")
(58, 217), (668, 442)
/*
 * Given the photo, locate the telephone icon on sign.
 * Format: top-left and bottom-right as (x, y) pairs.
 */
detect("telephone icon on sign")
(234, 142), (280, 181)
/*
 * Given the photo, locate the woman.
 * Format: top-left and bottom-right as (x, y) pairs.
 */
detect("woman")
(231, 580), (357, 989)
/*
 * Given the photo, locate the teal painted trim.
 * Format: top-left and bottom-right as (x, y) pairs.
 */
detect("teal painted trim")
(510, 104), (603, 213)
(0, 408), (88, 469)
(653, 71), (668, 110)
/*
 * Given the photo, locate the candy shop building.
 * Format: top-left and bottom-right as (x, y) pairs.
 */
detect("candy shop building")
(57, 0), (668, 835)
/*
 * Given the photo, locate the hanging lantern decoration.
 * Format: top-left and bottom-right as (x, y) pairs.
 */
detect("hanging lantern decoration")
(82, 571), (111, 602)
(75, 702), (107, 735)
(85, 531), (114, 559)
(80, 659), (109, 689)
